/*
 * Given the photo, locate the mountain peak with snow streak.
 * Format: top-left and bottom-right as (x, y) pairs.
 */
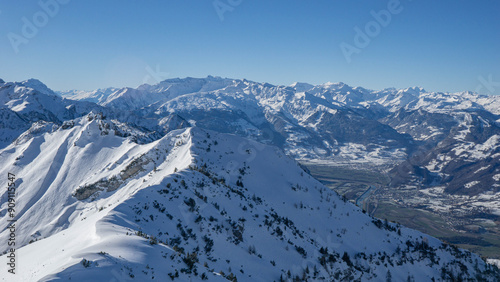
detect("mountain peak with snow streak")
(289, 82), (314, 92)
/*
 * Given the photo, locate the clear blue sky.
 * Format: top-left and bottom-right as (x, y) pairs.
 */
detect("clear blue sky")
(0, 0), (499, 94)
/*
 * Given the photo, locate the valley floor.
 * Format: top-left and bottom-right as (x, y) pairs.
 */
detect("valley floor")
(305, 164), (500, 260)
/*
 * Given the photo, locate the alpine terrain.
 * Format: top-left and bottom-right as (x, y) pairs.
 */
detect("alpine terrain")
(0, 77), (499, 281)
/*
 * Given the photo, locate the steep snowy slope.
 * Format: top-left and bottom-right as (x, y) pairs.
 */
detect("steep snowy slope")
(381, 108), (458, 144)
(0, 79), (191, 149)
(57, 87), (121, 104)
(0, 79), (109, 148)
(88, 76), (236, 111)
(0, 108), (28, 148)
(391, 111), (500, 196)
(0, 79), (104, 122)
(474, 95), (500, 115)
(0, 120), (498, 281)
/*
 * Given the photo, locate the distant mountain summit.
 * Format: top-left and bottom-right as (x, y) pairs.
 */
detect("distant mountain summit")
(289, 82), (314, 92)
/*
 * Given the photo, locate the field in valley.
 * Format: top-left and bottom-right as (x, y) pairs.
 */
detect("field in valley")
(305, 164), (500, 259)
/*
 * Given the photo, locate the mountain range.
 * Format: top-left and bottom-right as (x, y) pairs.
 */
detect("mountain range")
(0, 77), (499, 280)
(53, 76), (500, 199)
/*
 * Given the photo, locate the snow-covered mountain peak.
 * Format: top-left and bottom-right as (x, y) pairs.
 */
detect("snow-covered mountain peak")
(56, 87), (121, 104)
(19, 78), (56, 96)
(403, 86), (426, 94)
(396, 87), (423, 97)
(321, 81), (349, 90)
(156, 76), (235, 90)
(289, 82), (314, 92)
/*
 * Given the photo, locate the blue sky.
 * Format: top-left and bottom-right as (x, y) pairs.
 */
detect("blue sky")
(0, 0), (499, 94)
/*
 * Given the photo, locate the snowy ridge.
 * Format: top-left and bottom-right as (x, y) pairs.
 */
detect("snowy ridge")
(57, 88), (121, 104)
(0, 119), (499, 280)
(0, 79), (111, 148)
